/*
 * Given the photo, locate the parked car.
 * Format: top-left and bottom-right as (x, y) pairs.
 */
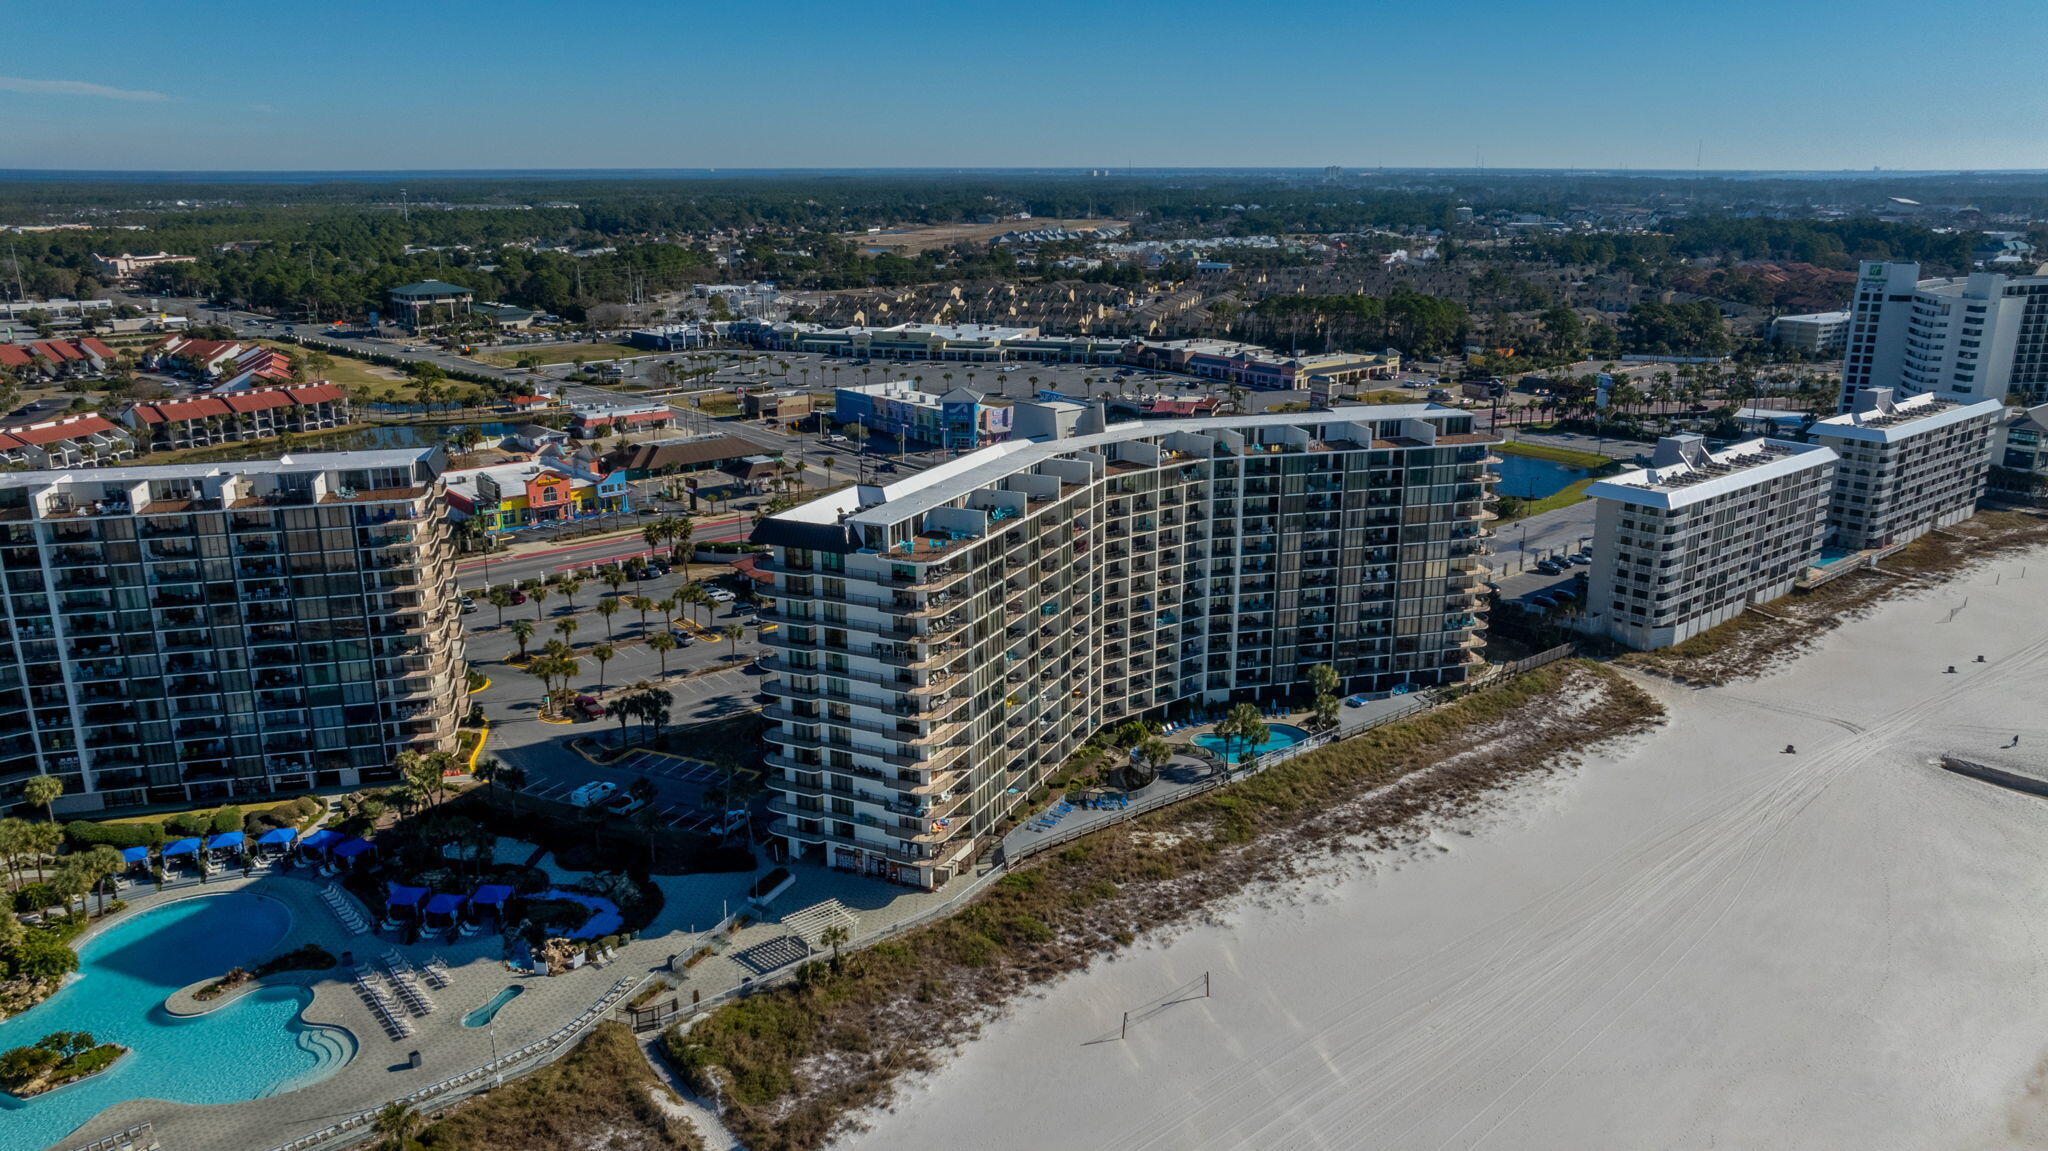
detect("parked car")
(509, 589), (528, 605)
(574, 694), (606, 720)
(1568, 552), (1593, 566)
(567, 780), (616, 808)
(706, 587), (737, 604)
(1534, 560), (1564, 575)
(459, 596), (477, 613)
(602, 792), (647, 817)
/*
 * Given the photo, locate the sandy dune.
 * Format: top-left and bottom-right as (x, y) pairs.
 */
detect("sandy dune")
(846, 550), (2048, 1151)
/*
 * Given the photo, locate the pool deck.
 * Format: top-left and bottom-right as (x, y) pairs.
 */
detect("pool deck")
(997, 710), (1317, 858)
(41, 857), (975, 1151)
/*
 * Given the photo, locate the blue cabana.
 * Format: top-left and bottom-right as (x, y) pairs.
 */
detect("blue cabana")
(469, 884), (515, 923)
(256, 828), (299, 849)
(386, 883), (429, 911)
(333, 837), (376, 860)
(423, 893), (466, 931)
(206, 832), (244, 855)
(119, 846), (152, 867)
(162, 837), (201, 858)
(300, 828), (344, 854)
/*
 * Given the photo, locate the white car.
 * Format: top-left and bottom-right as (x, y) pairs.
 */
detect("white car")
(706, 587), (737, 604)
(567, 781), (617, 808)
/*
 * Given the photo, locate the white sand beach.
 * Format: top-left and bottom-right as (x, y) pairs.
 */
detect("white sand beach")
(845, 549), (2048, 1151)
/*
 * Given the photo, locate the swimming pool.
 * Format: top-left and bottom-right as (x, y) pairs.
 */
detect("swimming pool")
(462, 985), (525, 1028)
(1193, 722), (1310, 759)
(0, 891), (355, 1150)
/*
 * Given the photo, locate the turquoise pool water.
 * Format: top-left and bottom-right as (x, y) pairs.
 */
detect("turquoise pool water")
(462, 985), (524, 1028)
(0, 891), (355, 1151)
(1193, 722), (1310, 758)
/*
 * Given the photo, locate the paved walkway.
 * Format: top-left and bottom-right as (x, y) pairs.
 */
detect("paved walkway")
(45, 851), (990, 1151)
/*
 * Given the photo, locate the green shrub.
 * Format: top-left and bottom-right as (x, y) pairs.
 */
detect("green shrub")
(64, 820), (164, 850)
(164, 811), (212, 837)
(210, 806), (244, 835)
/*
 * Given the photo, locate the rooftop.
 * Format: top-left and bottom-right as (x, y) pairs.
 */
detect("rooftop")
(0, 447), (438, 490)
(1811, 388), (2003, 443)
(1587, 434), (1834, 510)
(761, 405), (1486, 536)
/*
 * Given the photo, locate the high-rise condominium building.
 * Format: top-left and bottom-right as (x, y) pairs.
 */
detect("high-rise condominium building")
(1810, 387), (2002, 550)
(1840, 260), (2048, 410)
(1582, 434), (1836, 651)
(752, 406), (1499, 889)
(0, 448), (465, 815)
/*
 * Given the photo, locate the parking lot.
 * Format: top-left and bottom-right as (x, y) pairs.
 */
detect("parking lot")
(518, 748), (741, 833)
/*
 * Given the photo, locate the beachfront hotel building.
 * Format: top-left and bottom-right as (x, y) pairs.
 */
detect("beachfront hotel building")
(0, 448), (466, 815)
(752, 405), (1500, 888)
(1810, 387), (2002, 550)
(1582, 434), (1836, 651)
(1840, 260), (2048, 410)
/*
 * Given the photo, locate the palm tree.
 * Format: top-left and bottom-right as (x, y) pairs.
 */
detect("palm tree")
(554, 617), (579, 646)
(819, 923), (851, 973)
(558, 576), (583, 611)
(601, 567), (628, 598)
(1127, 735), (1171, 790)
(677, 582), (709, 626)
(508, 618), (536, 661)
(721, 623), (744, 660)
(1308, 663), (1340, 700)
(22, 774), (63, 822)
(596, 596), (620, 640)
(628, 595), (656, 632)
(498, 764), (528, 806)
(648, 632), (677, 677)
(591, 643), (615, 689)
(529, 583), (551, 620)
(84, 845), (123, 913)
(372, 1101), (423, 1150)
(474, 756), (502, 807)
(487, 586), (513, 626)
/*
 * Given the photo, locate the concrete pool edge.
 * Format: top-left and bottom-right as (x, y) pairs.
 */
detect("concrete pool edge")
(18, 880), (363, 1151)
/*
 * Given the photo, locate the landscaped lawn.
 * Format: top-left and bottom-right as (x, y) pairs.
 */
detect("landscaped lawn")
(472, 342), (645, 368)
(1495, 440), (1620, 470)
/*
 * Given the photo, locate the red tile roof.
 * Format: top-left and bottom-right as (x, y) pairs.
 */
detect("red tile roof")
(222, 391), (292, 413)
(128, 396), (231, 424)
(31, 341), (83, 362)
(77, 338), (116, 360)
(0, 345), (32, 369)
(0, 414), (125, 446)
(288, 383), (345, 405)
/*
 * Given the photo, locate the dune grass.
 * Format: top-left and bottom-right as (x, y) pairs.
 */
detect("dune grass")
(417, 1021), (698, 1151)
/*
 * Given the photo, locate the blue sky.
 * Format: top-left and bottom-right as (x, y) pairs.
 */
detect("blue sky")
(3, 0), (2044, 172)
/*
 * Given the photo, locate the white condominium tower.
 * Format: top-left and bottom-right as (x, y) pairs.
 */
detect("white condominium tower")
(753, 405), (1500, 889)
(1583, 434), (1835, 651)
(1810, 387), (2003, 550)
(0, 448), (466, 814)
(1840, 260), (2048, 410)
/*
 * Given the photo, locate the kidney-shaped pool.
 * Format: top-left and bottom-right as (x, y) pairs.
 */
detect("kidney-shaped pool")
(0, 890), (355, 1150)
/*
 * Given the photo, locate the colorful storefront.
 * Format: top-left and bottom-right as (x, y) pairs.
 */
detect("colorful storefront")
(443, 462), (631, 533)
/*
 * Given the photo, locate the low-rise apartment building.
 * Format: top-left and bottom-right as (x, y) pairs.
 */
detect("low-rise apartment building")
(1583, 434), (1836, 650)
(121, 384), (352, 452)
(570, 404), (674, 438)
(1124, 339), (1400, 391)
(0, 448), (465, 814)
(834, 380), (1014, 450)
(0, 414), (137, 469)
(1809, 387), (2002, 549)
(753, 405), (1499, 888)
